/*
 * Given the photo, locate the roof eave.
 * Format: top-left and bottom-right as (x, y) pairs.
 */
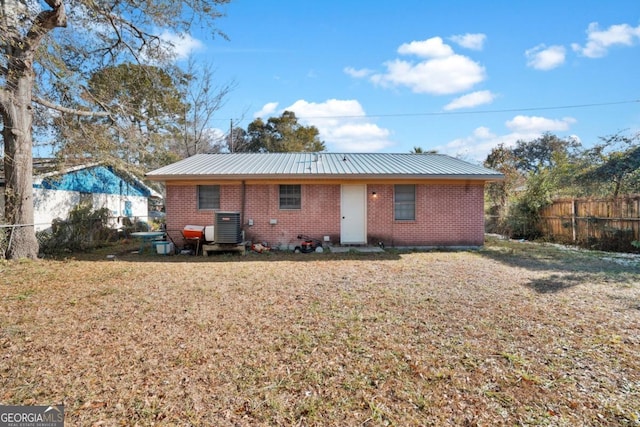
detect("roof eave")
(146, 173), (505, 182)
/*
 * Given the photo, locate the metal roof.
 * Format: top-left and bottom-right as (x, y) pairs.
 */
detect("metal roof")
(146, 153), (504, 181)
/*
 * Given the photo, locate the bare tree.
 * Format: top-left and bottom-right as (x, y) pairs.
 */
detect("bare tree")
(178, 58), (235, 157)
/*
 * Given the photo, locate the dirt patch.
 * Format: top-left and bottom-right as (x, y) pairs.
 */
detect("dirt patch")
(1, 238), (639, 425)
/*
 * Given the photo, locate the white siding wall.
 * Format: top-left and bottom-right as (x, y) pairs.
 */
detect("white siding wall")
(31, 188), (148, 232)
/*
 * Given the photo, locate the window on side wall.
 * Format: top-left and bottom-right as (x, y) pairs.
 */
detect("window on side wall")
(198, 185), (220, 210)
(279, 184), (301, 209)
(79, 192), (93, 208)
(394, 184), (415, 221)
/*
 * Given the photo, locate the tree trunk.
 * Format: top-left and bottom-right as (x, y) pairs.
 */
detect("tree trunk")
(2, 73), (39, 259)
(1, 0), (66, 259)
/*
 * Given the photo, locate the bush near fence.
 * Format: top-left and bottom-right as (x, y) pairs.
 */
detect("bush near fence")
(537, 194), (640, 252)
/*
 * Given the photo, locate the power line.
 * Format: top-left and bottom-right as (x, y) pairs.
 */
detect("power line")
(213, 98), (640, 123)
(348, 99), (640, 119)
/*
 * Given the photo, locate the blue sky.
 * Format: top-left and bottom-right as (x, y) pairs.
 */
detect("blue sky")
(170, 0), (640, 162)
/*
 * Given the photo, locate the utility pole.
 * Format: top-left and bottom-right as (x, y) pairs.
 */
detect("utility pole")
(230, 119), (234, 153)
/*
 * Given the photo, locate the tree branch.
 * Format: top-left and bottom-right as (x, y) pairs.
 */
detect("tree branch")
(25, 3), (67, 45)
(32, 95), (111, 117)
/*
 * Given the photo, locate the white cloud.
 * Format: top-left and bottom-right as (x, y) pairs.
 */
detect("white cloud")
(158, 31), (204, 60)
(472, 126), (495, 139)
(253, 102), (279, 118)
(397, 37), (454, 58)
(287, 99), (365, 121)
(444, 90), (496, 110)
(368, 37), (486, 95)
(450, 33), (487, 50)
(572, 22), (640, 58)
(344, 66), (373, 78)
(505, 115), (576, 132)
(525, 44), (566, 70)
(433, 115), (577, 161)
(435, 129), (506, 162)
(372, 55), (486, 95)
(262, 99), (394, 152)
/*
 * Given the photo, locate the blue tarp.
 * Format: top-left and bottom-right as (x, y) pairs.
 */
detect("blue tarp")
(36, 166), (150, 197)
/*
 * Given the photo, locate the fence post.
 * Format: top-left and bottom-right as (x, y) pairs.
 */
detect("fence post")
(572, 199), (577, 243)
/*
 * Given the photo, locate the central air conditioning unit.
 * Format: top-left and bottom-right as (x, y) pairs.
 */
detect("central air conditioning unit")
(214, 211), (242, 244)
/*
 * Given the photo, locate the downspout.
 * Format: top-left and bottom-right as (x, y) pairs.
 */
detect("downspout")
(241, 180), (246, 227)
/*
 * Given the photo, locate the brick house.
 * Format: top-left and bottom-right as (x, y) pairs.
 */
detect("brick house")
(146, 152), (503, 249)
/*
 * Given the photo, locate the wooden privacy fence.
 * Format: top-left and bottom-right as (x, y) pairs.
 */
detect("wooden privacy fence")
(538, 194), (640, 251)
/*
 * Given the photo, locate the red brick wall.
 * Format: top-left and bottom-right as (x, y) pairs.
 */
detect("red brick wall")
(165, 182), (485, 248)
(164, 184), (243, 244)
(243, 184), (341, 248)
(367, 183), (485, 246)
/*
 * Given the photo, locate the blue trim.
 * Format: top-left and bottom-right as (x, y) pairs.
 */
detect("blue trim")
(36, 166), (150, 197)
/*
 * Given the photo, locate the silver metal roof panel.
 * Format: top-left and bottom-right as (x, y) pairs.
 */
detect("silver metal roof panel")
(146, 153), (503, 180)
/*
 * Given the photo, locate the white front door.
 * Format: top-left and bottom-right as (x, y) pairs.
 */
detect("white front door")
(341, 184), (367, 244)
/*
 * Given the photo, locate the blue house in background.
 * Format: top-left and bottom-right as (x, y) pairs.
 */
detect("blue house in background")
(0, 160), (162, 232)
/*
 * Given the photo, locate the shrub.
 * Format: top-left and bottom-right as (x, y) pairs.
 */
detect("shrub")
(39, 205), (115, 254)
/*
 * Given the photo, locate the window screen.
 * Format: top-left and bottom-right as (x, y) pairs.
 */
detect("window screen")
(279, 185), (301, 209)
(198, 185), (220, 210)
(394, 184), (415, 221)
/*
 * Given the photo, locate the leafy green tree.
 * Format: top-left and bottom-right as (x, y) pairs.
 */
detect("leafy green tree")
(485, 131), (640, 240)
(579, 132), (640, 197)
(90, 64), (185, 131)
(0, 0), (229, 259)
(484, 134), (583, 238)
(410, 146), (437, 154)
(484, 143), (522, 233)
(55, 63), (186, 172)
(224, 126), (251, 152)
(512, 132), (580, 173)
(504, 153), (572, 239)
(246, 111), (326, 153)
(507, 168), (557, 239)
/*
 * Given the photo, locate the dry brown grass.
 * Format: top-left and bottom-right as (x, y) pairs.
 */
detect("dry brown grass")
(1, 238), (639, 426)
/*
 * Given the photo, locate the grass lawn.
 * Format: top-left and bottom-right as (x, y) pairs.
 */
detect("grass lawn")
(1, 237), (639, 426)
